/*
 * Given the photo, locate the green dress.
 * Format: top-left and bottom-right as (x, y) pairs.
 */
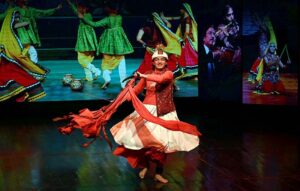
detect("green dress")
(15, 6), (57, 47)
(83, 14), (134, 55)
(69, 3), (98, 52)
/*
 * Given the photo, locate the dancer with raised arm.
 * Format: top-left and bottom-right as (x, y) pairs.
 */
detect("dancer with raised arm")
(66, 0), (101, 82)
(79, 2), (134, 89)
(56, 50), (201, 184)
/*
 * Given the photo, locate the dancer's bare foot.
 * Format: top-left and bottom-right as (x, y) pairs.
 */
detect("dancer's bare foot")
(154, 174), (168, 183)
(139, 168), (148, 179)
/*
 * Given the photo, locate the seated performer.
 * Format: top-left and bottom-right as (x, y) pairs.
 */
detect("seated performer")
(255, 42), (286, 94)
(248, 17), (288, 95)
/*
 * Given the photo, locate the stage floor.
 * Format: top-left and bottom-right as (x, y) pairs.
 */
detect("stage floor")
(37, 59), (198, 102)
(242, 73), (298, 105)
(0, 113), (299, 191)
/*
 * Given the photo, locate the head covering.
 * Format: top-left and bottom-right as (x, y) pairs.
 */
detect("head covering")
(104, 1), (118, 14)
(152, 50), (168, 60)
(77, 1), (91, 12)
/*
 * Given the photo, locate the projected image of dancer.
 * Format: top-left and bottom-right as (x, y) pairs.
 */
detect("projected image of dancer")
(15, 0), (62, 64)
(248, 17), (287, 95)
(0, 7), (49, 80)
(0, 9), (46, 102)
(242, 0), (297, 105)
(66, 0), (101, 82)
(161, 3), (198, 79)
(79, 2), (134, 90)
(135, 12), (183, 90)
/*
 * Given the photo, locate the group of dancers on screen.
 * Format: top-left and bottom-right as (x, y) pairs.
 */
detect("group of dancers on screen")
(0, 0), (198, 102)
(1, 1), (200, 183)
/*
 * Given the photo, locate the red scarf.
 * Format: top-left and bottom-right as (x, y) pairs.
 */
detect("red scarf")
(54, 78), (201, 148)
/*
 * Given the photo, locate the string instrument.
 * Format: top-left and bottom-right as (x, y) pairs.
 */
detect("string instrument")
(215, 20), (241, 65)
(216, 21), (239, 37)
(213, 46), (242, 65)
(214, 46), (235, 65)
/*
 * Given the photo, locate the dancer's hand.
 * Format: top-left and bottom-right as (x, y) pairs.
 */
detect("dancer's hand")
(78, 12), (84, 19)
(134, 72), (141, 78)
(65, 0), (71, 5)
(180, 41), (185, 47)
(56, 4), (63, 10)
(134, 72), (146, 78)
(160, 11), (165, 18)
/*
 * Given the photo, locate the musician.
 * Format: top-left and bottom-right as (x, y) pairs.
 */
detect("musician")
(199, 24), (222, 101)
(216, 4), (241, 67)
(209, 4), (242, 102)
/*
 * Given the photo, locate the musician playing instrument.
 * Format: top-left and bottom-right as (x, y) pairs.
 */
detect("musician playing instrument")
(215, 5), (241, 66)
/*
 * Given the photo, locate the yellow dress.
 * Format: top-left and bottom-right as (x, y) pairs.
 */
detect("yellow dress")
(0, 8), (49, 80)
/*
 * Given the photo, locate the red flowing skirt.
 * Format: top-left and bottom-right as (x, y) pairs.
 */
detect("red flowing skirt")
(0, 55), (45, 102)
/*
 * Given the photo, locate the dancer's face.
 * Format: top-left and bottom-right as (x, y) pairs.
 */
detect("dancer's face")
(180, 9), (185, 16)
(78, 6), (87, 14)
(6, 0), (15, 5)
(269, 43), (277, 53)
(153, 57), (167, 70)
(16, 0), (27, 6)
(22, 0), (27, 5)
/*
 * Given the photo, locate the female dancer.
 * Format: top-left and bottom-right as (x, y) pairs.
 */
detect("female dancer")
(161, 3), (198, 78)
(1, 9), (46, 102)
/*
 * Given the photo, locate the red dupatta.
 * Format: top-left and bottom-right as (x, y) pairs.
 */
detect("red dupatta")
(54, 78), (201, 148)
